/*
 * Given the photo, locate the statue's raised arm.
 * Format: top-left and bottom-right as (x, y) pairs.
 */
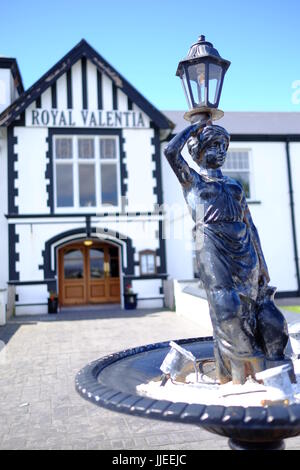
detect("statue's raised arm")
(164, 122), (206, 187)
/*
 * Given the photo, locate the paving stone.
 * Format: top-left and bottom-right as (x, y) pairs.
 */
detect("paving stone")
(0, 307), (299, 450)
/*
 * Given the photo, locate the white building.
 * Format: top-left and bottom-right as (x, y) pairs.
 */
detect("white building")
(162, 111), (300, 300)
(0, 39), (299, 316)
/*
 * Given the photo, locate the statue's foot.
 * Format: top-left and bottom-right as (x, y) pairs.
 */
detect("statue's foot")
(230, 356), (266, 385)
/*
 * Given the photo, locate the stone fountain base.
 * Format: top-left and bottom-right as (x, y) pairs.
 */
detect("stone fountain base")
(75, 337), (300, 450)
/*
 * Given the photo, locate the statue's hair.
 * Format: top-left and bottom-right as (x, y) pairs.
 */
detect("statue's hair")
(198, 124), (230, 150)
(187, 124), (230, 156)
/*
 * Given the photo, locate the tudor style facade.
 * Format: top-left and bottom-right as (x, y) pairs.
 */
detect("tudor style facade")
(1, 40), (300, 317)
(0, 40), (172, 314)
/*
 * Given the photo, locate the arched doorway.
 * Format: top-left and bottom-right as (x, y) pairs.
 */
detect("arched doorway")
(58, 240), (121, 306)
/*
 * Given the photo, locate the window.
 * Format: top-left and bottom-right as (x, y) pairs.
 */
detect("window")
(222, 150), (251, 199)
(54, 135), (120, 210)
(139, 250), (157, 276)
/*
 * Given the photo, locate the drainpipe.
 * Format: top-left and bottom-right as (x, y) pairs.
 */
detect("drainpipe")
(285, 138), (300, 295)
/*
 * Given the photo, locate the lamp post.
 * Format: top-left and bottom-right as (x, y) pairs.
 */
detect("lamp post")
(176, 34), (230, 124)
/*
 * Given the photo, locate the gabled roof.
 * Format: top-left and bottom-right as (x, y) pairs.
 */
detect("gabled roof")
(0, 39), (173, 130)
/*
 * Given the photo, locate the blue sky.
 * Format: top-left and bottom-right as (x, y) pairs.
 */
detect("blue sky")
(1, 0), (300, 112)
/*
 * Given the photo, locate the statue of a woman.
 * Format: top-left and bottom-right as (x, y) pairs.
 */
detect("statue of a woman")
(164, 122), (290, 384)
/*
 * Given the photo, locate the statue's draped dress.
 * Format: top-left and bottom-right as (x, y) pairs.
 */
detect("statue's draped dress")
(184, 172), (263, 366)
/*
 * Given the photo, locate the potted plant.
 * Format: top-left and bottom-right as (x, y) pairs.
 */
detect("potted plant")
(124, 283), (138, 310)
(48, 291), (58, 314)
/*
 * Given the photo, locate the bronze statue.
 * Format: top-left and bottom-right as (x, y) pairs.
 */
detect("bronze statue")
(164, 121), (292, 384)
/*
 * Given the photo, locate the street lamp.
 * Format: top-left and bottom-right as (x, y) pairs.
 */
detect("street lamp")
(176, 35), (231, 123)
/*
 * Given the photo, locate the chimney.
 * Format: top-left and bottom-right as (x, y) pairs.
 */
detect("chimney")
(0, 57), (24, 114)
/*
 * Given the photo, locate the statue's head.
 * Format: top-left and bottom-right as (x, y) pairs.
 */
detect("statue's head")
(187, 124), (230, 169)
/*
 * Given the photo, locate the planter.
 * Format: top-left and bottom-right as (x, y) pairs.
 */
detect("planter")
(48, 298), (58, 314)
(124, 293), (137, 310)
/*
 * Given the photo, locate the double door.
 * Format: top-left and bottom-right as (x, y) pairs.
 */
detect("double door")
(59, 242), (120, 305)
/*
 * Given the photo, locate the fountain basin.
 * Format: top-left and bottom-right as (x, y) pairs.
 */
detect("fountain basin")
(75, 337), (300, 449)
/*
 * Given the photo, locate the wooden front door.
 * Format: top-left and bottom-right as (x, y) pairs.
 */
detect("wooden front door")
(59, 241), (121, 306)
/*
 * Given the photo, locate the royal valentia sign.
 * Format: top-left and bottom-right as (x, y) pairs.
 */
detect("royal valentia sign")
(25, 108), (148, 128)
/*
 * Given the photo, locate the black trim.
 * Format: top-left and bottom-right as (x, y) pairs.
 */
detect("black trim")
(66, 69), (72, 108)
(35, 96), (41, 108)
(16, 303), (47, 307)
(81, 57), (88, 109)
(156, 220), (167, 275)
(7, 126), (18, 214)
(112, 82), (118, 110)
(97, 70), (102, 109)
(45, 130), (54, 213)
(151, 123), (163, 206)
(124, 274), (167, 281)
(120, 134), (128, 200)
(167, 133), (300, 144)
(127, 97), (133, 110)
(8, 280), (56, 285)
(275, 290), (300, 299)
(230, 134), (300, 142)
(8, 224), (19, 281)
(6, 211), (165, 219)
(40, 227), (135, 291)
(0, 39), (172, 129)
(51, 83), (57, 108)
(285, 139), (300, 295)
(86, 215), (91, 237)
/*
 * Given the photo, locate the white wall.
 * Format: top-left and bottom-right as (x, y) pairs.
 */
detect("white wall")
(161, 139), (297, 292)
(123, 128), (157, 212)
(161, 141), (194, 280)
(231, 141), (297, 292)
(0, 69), (12, 114)
(289, 142), (300, 286)
(14, 127), (49, 214)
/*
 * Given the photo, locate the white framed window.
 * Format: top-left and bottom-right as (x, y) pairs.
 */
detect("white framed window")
(222, 149), (252, 199)
(54, 135), (121, 211)
(139, 250), (157, 276)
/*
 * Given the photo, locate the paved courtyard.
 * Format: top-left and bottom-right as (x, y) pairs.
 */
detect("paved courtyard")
(0, 305), (300, 450)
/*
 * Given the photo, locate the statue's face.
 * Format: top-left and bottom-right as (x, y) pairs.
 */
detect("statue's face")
(202, 136), (228, 169)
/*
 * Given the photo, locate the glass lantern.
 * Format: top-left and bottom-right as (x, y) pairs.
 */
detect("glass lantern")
(176, 35), (231, 120)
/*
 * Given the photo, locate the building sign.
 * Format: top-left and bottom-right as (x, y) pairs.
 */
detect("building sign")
(25, 108), (148, 128)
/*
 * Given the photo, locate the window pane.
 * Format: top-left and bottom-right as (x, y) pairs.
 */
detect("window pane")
(64, 249), (84, 279)
(208, 63), (222, 105)
(224, 152), (249, 170)
(140, 252), (156, 275)
(79, 164), (96, 207)
(223, 171), (250, 198)
(146, 254), (156, 274)
(89, 248), (104, 278)
(55, 138), (72, 159)
(78, 138), (94, 159)
(186, 63), (206, 107)
(141, 255), (148, 274)
(101, 163), (118, 206)
(56, 164), (74, 207)
(100, 139), (116, 159)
